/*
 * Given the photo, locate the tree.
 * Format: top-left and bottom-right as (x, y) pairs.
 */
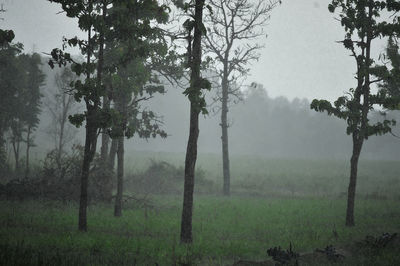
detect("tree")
(109, 60), (168, 217)
(0, 28), (19, 174)
(373, 37), (400, 110)
(21, 53), (44, 177)
(103, 0), (174, 215)
(9, 119), (24, 172)
(98, 2), (111, 203)
(48, 0), (175, 224)
(46, 67), (78, 171)
(7, 53), (44, 175)
(0, 6), (17, 173)
(48, 0), (110, 231)
(175, 0), (210, 244)
(204, 0), (279, 195)
(311, 0), (400, 226)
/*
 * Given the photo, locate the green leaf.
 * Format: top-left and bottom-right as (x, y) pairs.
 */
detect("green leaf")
(68, 114), (86, 128)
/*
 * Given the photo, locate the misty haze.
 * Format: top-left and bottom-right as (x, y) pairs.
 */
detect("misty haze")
(0, 0), (400, 265)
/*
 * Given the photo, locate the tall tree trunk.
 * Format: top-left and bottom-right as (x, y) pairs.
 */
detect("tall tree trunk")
(106, 137), (117, 201)
(25, 125), (31, 178)
(181, 105), (200, 243)
(12, 139), (20, 173)
(100, 96), (110, 163)
(345, 135), (363, 226)
(108, 138), (117, 171)
(100, 101), (110, 163)
(0, 127), (5, 171)
(99, 97), (111, 202)
(345, 3), (371, 227)
(114, 136), (124, 217)
(97, 2), (110, 202)
(57, 107), (66, 170)
(78, 111), (98, 231)
(78, 27), (97, 232)
(221, 68), (230, 196)
(180, 0), (205, 244)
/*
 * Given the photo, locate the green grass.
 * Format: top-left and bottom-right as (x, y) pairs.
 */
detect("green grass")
(1, 155), (400, 265)
(126, 152), (400, 199)
(0, 196), (399, 265)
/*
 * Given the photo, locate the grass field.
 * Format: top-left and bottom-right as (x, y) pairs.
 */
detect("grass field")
(126, 152), (400, 199)
(1, 154), (400, 265)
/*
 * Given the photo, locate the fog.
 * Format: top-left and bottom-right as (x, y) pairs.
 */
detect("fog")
(31, 61), (400, 162)
(1, 0), (386, 102)
(4, 0), (398, 161)
(1, 0), (400, 265)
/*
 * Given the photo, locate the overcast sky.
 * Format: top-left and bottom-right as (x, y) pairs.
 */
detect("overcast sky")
(0, 0), (389, 101)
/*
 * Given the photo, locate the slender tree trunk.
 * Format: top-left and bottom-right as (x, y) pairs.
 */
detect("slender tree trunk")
(99, 97), (111, 202)
(108, 138), (117, 171)
(57, 109), (65, 170)
(221, 68), (230, 196)
(100, 105), (110, 164)
(106, 137), (117, 201)
(12, 139), (20, 173)
(0, 125), (4, 155)
(78, 111), (98, 231)
(99, 97), (110, 202)
(96, 2), (109, 202)
(78, 27), (97, 232)
(0, 127), (5, 170)
(180, 0), (205, 244)
(345, 135), (363, 226)
(181, 105), (200, 243)
(100, 98), (110, 163)
(114, 136), (124, 217)
(25, 125), (31, 178)
(345, 3), (372, 227)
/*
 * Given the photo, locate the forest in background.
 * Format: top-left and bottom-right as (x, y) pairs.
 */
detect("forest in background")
(24, 57), (400, 163)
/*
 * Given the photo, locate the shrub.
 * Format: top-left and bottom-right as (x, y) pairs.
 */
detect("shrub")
(1, 144), (111, 202)
(127, 160), (214, 195)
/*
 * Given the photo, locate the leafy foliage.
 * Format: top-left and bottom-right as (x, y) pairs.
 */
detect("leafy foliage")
(372, 37), (400, 110)
(176, 0), (211, 114)
(0, 40), (44, 174)
(311, 1), (400, 139)
(0, 29), (15, 47)
(0, 45), (20, 172)
(47, 0), (108, 130)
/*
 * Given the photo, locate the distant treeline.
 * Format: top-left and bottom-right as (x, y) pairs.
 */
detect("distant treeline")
(130, 83), (400, 160)
(31, 57), (400, 161)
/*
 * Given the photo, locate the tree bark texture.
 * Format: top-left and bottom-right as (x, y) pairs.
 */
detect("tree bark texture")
(345, 135), (363, 226)
(78, 27), (98, 232)
(181, 105), (200, 243)
(180, 0), (205, 244)
(98, 4), (110, 202)
(12, 138), (20, 173)
(25, 125), (31, 178)
(221, 67), (230, 196)
(114, 136), (124, 217)
(108, 138), (117, 171)
(57, 113), (65, 170)
(78, 110), (98, 231)
(99, 97), (111, 202)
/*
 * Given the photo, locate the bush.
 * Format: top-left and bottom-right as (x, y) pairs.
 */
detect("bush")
(126, 160), (214, 194)
(1, 145), (112, 202)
